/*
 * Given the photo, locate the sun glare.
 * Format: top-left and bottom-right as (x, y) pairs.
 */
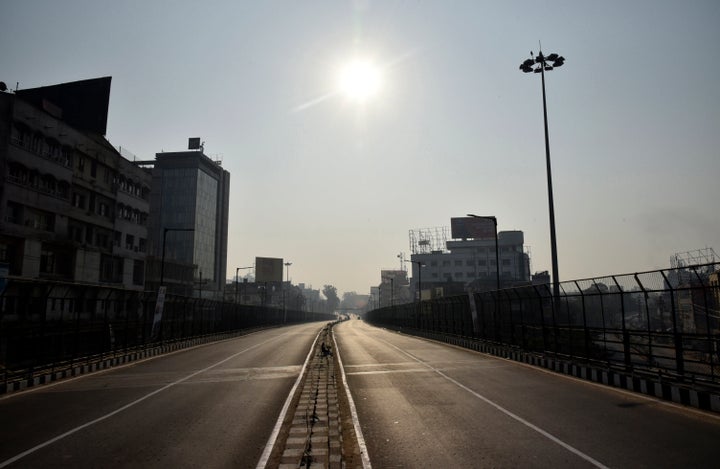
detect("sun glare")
(338, 59), (382, 102)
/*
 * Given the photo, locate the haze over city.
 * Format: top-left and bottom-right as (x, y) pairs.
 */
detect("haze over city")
(3, 0), (719, 296)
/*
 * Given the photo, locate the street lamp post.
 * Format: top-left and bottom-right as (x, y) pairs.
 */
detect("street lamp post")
(404, 260), (425, 302)
(520, 49), (565, 300)
(235, 267), (239, 303)
(466, 214), (500, 291)
(160, 227), (194, 292)
(405, 259), (425, 330)
(283, 262), (292, 321)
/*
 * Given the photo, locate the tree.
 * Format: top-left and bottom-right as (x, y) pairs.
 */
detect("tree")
(323, 284), (340, 313)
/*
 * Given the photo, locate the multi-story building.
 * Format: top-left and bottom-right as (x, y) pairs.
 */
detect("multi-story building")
(0, 77), (151, 289)
(408, 217), (531, 297)
(378, 269), (409, 307)
(146, 142), (230, 298)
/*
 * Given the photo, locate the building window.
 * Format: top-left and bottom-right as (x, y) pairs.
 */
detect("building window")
(478, 259), (487, 266)
(31, 133), (43, 154)
(69, 224), (83, 243)
(466, 259), (474, 266)
(454, 260), (462, 266)
(7, 163), (26, 184)
(10, 123), (27, 147)
(502, 259), (511, 266)
(61, 146), (72, 167)
(430, 261), (437, 267)
(442, 260), (451, 267)
(113, 231), (122, 247)
(98, 202), (109, 217)
(125, 234), (134, 250)
(133, 260), (145, 286)
(40, 249), (55, 274)
(77, 156), (85, 172)
(90, 160), (97, 178)
(5, 201), (22, 224)
(138, 238), (146, 253)
(96, 232), (110, 249)
(72, 193), (86, 209)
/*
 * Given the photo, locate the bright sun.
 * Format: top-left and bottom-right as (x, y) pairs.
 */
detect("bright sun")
(338, 59), (382, 102)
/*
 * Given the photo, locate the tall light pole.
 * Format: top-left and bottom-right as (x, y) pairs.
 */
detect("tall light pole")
(160, 227), (194, 292)
(467, 214), (500, 291)
(404, 259), (425, 302)
(520, 49), (565, 300)
(285, 262), (292, 284)
(283, 262), (292, 321)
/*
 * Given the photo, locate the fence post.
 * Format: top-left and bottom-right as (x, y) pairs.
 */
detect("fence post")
(661, 270), (685, 377)
(532, 284), (547, 352)
(612, 276), (632, 369)
(634, 274), (655, 370)
(574, 281), (590, 359)
(592, 280), (609, 365)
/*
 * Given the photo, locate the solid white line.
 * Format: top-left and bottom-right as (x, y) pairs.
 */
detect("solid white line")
(346, 368), (431, 376)
(333, 328), (372, 469)
(379, 337), (610, 469)
(255, 330), (320, 468)
(0, 333), (290, 469)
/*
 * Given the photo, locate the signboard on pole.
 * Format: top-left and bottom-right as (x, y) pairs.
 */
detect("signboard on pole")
(451, 217), (495, 240)
(255, 257), (283, 283)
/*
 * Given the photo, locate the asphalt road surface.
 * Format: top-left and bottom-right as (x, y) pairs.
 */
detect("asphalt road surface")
(3, 319), (720, 468)
(334, 319), (720, 468)
(0, 323), (325, 468)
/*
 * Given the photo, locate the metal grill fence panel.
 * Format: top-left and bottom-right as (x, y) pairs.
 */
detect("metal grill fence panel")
(367, 263), (720, 386)
(0, 279), (336, 390)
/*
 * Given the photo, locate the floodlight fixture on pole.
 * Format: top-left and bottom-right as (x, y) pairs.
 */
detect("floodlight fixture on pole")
(519, 49), (565, 301)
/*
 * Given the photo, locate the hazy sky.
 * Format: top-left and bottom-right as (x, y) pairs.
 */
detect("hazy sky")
(3, 1), (719, 296)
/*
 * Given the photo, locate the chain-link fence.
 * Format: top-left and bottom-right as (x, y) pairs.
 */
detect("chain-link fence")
(366, 263), (720, 385)
(0, 279), (336, 390)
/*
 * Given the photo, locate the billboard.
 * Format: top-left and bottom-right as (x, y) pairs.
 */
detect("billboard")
(451, 217), (496, 240)
(256, 257), (283, 282)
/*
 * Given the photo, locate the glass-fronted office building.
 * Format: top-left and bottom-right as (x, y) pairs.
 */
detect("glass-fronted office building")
(148, 149), (230, 298)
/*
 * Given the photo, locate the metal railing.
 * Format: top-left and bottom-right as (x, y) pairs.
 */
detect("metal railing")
(366, 263), (720, 386)
(0, 279), (335, 390)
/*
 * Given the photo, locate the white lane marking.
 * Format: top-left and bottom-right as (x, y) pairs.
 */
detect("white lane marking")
(256, 329), (320, 468)
(344, 362), (416, 368)
(1, 328), (270, 401)
(333, 328), (372, 469)
(346, 368), (432, 376)
(0, 332), (293, 469)
(378, 337), (611, 469)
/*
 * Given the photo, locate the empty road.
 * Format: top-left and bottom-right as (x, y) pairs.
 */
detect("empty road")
(2, 319), (720, 468)
(0, 323), (324, 468)
(334, 319), (720, 468)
